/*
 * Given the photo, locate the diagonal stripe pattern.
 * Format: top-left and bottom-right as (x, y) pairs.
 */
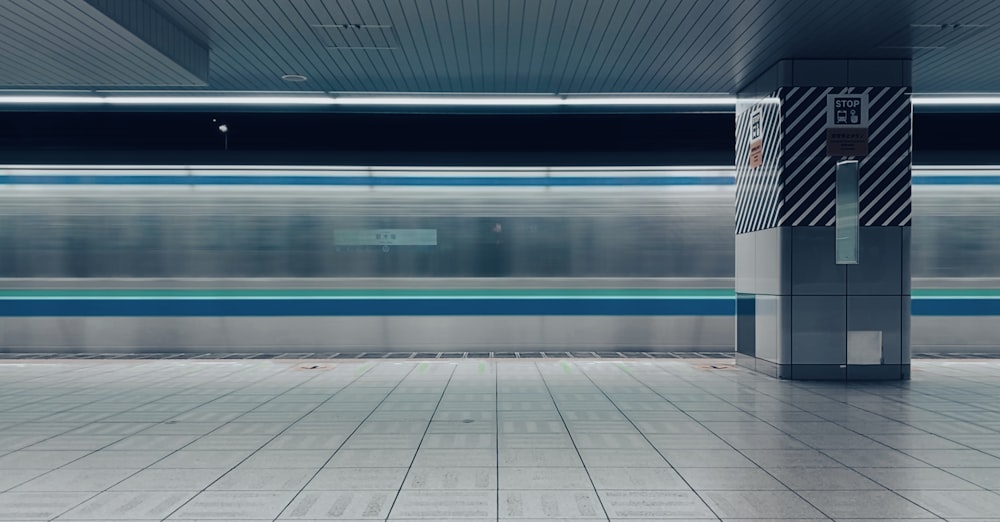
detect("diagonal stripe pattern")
(736, 86), (911, 233)
(734, 94), (782, 234)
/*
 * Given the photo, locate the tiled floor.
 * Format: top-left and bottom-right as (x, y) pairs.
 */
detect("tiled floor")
(1, 358), (1000, 521)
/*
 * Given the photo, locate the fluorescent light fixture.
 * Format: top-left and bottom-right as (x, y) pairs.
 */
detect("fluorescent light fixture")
(334, 95), (560, 106)
(3, 92), (998, 108)
(0, 95), (106, 105)
(107, 95), (336, 106)
(563, 96), (736, 106)
(0, 92), (737, 107)
(911, 95), (1000, 106)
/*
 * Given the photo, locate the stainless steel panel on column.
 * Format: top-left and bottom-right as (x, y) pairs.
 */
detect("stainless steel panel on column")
(847, 295), (903, 364)
(847, 227), (903, 295)
(791, 227), (846, 295)
(791, 295), (847, 365)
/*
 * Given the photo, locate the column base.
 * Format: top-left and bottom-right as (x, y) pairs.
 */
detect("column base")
(737, 354), (910, 380)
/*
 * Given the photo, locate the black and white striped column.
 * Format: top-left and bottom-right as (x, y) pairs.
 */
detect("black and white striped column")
(735, 60), (911, 380)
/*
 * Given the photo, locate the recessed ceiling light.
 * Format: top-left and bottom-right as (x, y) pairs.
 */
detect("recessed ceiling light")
(281, 74), (308, 82)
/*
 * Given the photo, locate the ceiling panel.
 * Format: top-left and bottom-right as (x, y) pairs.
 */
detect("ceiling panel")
(0, 0), (205, 87)
(6, 0), (1000, 93)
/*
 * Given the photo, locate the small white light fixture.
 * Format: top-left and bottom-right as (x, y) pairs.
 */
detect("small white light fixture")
(281, 74), (309, 82)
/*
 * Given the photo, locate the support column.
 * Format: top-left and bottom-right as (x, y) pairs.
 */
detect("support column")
(734, 60), (911, 380)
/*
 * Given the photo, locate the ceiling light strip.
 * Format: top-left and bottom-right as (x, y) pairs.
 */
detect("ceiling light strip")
(0, 93), (999, 108)
(0, 93), (737, 107)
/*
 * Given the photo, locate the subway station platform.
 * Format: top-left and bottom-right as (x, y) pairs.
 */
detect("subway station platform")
(1, 357), (999, 521)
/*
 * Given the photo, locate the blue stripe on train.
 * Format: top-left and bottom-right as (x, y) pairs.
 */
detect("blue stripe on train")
(0, 298), (735, 317)
(0, 297), (994, 316)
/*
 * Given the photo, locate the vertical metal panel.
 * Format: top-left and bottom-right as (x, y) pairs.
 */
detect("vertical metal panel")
(836, 160), (860, 264)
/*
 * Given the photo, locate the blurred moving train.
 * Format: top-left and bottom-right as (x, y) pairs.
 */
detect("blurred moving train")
(0, 165), (997, 353)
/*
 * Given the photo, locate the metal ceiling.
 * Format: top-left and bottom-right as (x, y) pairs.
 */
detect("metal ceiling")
(2, 0), (1000, 93)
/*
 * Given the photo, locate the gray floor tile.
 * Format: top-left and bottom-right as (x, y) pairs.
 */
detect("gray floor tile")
(631, 421), (713, 435)
(105, 435), (201, 451)
(865, 433), (968, 450)
(598, 490), (716, 519)
(404, 467), (496, 490)
(588, 467), (690, 490)
(790, 433), (886, 450)
(212, 423), (290, 436)
(677, 467), (788, 490)
(766, 466), (883, 490)
(499, 433), (574, 449)
(25, 435), (124, 451)
(12, 468), (137, 492)
(799, 490), (936, 518)
(58, 490), (197, 520)
(892, 490), (1000, 518)
(0, 450), (89, 470)
(857, 467), (984, 490)
(0, 435), (48, 451)
(412, 449), (495, 467)
(184, 435), (273, 451)
(902, 449), (1000, 467)
(322, 449), (416, 468)
(306, 468), (408, 490)
(943, 467), (1000, 489)
(432, 411), (495, 422)
(500, 420), (566, 434)
(0, 491), (93, 520)
(645, 434), (732, 450)
(899, 491), (1000, 519)
(355, 421), (428, 435)
(498, 467), (591, 490)
(65, 450), (172, 469)
(577, 448), (666, 467)
(111, 468), (228, 491)
(239, 450), (334, 468)
(340, 434), (424, 450)
(151, 450), (251, 469)
(820, 449), (932, 468)
(500, 449), (583, 467)
(141, 422), (225, 436)
(563, 421), (639, 434)
(390, 490), (496, 519)
(426, 420), (497, 434)
(717, 433), (810, 450)
(208, 467), (316, 490)
(947, 434), (1000, 449)
(700, 490), (827, 519)
(571, 433), (650, 449)
(741, 449), (845, 468)
(0, 469), (49, 492)
(169, 491), (297, 520)
(659, 449), (757, 468)
(496, 490), (604, 519)
(67, 423), (155, 436)
(13, 358), (1000, 520)
(421, 433), (497, 449)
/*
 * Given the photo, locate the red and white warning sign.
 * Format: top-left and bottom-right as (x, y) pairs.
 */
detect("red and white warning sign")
(748, 106), (763, 168)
